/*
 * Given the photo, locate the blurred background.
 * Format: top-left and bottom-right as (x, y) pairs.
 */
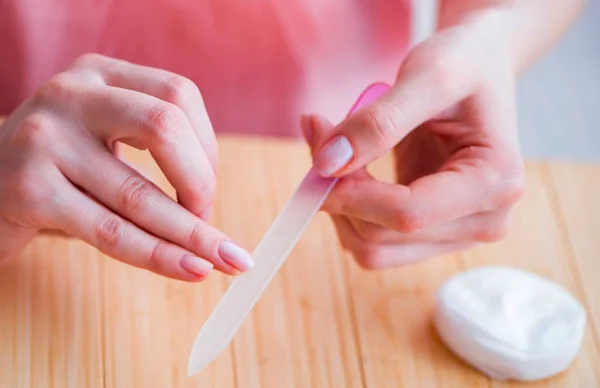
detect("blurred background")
(516, 0), (599, 162)
(415, 0), (600, 163)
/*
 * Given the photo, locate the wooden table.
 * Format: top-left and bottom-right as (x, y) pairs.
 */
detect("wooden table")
(0, 134), (598, 388)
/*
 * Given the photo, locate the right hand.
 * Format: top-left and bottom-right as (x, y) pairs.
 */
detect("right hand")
(0, 53), (254, 281)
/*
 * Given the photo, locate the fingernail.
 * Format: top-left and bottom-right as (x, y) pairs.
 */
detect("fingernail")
(219, 241), (254, 271)
(300, 115), (313, 143)
(313, 135), (354, 177)
(180, 255), (214, 278)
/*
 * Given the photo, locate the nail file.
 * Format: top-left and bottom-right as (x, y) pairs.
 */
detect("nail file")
(187, 82), (391, 376)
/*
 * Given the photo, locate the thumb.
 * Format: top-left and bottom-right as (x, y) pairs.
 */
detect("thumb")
(311, 46), (473, 177)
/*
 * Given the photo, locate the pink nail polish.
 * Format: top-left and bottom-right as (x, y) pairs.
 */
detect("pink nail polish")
(313, 135), (354, 176)
(219, 241), (254, 271)
(180, 255), (213, 278)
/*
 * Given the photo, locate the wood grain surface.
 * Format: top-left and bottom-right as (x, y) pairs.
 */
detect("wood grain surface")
(0, 135), (598, 388)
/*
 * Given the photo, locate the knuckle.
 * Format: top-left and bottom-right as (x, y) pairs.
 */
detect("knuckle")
(146, 103), (187, 144)
(405, 44), (438, 73)
(147, 241), (165, 272)
(500, 168), (526, 206)
(72, 52), (108, 68)
(359, 103), (402, 149)
(328, 180), (358, 214)
(34, 73), (78, 105)
(163, 75), (202, 107)
(407, 43), (462, 96)
(428, 56), (459, 95)
(488, 164), (527, 208)
(474, 221), (509, 243)
(94, 215), (125, 249)
(392, 208), (425, 234)
(354, 221), (386, 243)
(353, 245), (386, 270)
(117, 175), (155, 213)
(14, 114), (54, 149)
(11, 169), (54, 211)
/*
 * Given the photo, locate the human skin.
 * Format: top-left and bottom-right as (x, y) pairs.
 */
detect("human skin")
(302, 0), (587, 269)
(0, 55), (254, 280)
(0, 0), (586, 278)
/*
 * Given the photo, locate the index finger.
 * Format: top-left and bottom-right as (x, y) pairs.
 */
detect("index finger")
(74, 85), (216, 217)
(73, 54), (219, 172)
(324, 147), (525, 233)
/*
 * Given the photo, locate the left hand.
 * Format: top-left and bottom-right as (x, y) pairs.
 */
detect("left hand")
(301, 24), (526, 269)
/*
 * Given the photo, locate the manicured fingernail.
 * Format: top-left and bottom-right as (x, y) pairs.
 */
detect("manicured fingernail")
(219, 241), (254, 271)
(300, 115), (313, 143)
(180, 255), (213, 278)
(313, 135), (354, 176)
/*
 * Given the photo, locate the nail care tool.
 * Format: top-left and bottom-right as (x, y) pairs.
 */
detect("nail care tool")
(187, 82), (391, 376)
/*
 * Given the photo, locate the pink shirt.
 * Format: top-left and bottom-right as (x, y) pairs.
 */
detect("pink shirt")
(0, 0), (411, 137)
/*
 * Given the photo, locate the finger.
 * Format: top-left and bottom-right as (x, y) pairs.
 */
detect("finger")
(300, 114), (334, 153)
(312, 41), (475, 177)
(331, 215), (474, 270)
(105, 60), (218, 171)
(76, 85), (216, 217)
(301, 114), (371, 187)
(109, 140), (121, 157)
(71, 54), (218, 170)
(40, 228), (71, 237)
(324, 149), (524, 233)
(47, 178), (214, 282)
(117, 154), (155, 183)
(346, 206), (510, 244)
(57, 140), (253, 275)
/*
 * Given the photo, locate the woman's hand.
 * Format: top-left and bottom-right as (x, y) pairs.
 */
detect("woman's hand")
(0, 54), (254, 280)
(302, 23), (526, 269)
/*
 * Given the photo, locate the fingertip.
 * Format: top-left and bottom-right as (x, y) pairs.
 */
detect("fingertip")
(199, 206), (214, 222)
(178, 177), (217, 219)
(313, 135), (355, 177)
(218, 240), (254, 272)
(312, 88), (393, 177)
(299, 114), (313, 145)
